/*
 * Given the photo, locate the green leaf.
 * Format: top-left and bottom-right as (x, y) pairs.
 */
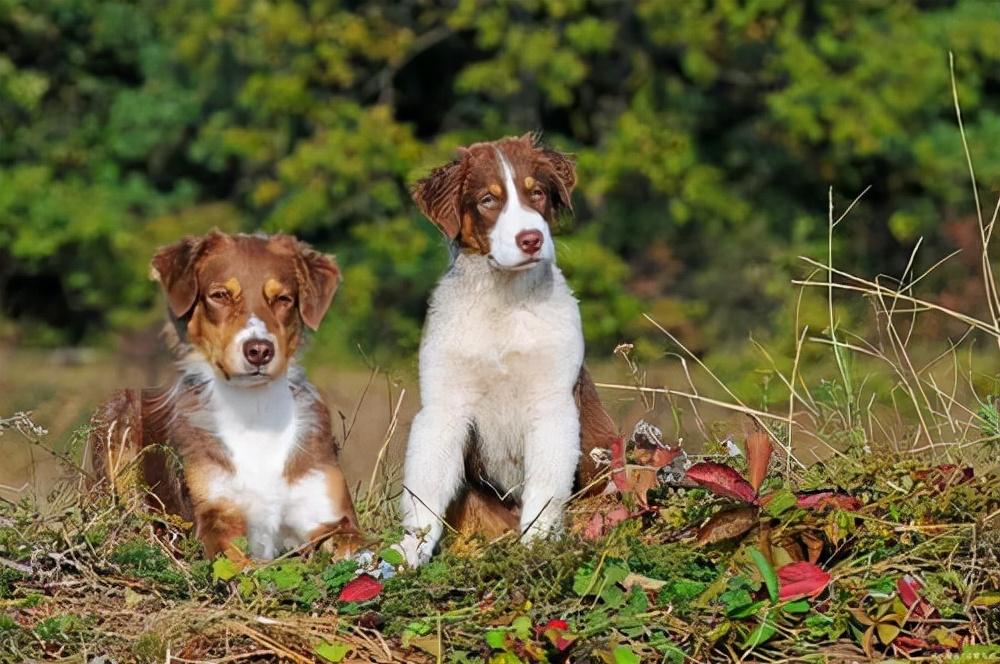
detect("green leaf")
(237, 576), (255, 598)
(621, 586), (649, 616)
(601, 584), (626, 608)
(961, 644), (1000, 656)
(212, 557), (240, 582)
(742, 614), (778, 648)
(650, 632), (686, 664)
(603, 563), (629, 586)
(721, 587), (755, 616)
(782, 599), (811, 614)
(380, 548), (404, 566)
(321, 560), (358, 592)
(260, 562), (304, 590)
(729, 599), (767, 619)
(612, 645), (640, 664)
(512, 616), (532, 640)
(314, 641), (349, 662)
(972, 591), (1000, 607)
(765, 489), (798, 517)
(405, 621), (432, 637)
(488, 653), (523, 664)
(572, 565), (595, 596)
(485, 629), (508, 650)
(748, 547), (778, 603)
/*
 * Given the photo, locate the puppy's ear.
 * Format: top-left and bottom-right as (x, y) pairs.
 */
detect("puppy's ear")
(295, 246), (340, 331)
(538, 145), (577, 214)
(150, 236), (203, 318)
(411, 150), (468, 240)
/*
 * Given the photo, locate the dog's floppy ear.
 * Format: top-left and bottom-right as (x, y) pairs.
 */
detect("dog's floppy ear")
(295, 245), (341, 331)
(150, 236), (204, 318)
(411, 149), (469, 240)
(538, 145), (577, 214)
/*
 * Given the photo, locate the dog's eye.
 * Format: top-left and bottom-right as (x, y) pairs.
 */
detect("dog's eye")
(479, 193), (499, 210)
(275, 294), (294, 306)
(529, 188), (545, 202)
(209, 290), (229, 302)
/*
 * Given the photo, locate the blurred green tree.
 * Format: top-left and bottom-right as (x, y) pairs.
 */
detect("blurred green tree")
(1, 0), (997, 367)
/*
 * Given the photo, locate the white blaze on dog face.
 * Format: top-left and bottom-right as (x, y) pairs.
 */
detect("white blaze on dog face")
(411, 135), (577, 269)
(487, 150), (556, 270)
(224, 314), (281, 385)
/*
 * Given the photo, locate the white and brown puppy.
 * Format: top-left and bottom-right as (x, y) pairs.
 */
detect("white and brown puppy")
(398, 135), (617, 567)
(89, 232), (361, 561)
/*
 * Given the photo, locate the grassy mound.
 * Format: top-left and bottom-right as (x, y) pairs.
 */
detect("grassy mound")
(1, 414), (997, 662)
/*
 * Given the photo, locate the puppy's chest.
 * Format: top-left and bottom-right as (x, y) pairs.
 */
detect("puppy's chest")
(215, 416), (299, 501)
(199, 385), (305, 511)
(446, 297), (580, 368)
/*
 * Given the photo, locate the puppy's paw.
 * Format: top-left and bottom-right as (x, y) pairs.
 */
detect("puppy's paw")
(393, 533), (433, 568)
(519, 520), (563, 546)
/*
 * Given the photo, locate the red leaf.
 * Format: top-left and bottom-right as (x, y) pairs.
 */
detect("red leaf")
(582, 504), (631, 540)
(893, 636), (934, 654)
(536, 619), (575, 652)
(777, 561), (831, 600)
(897, 575), (934, 617)
(795, 491), (862, 512)
(338, 574), (382, 602)
(685, 462), (758, 504)
(609, 436), (628, 492)
(745, 427), (773, 492)
(554, 636), (574, 652)
(649, 446), (682, 468)
(632, 432), (681, 469)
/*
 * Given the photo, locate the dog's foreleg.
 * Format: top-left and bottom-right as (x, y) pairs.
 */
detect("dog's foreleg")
(519, 398), (580, 542)
(397, 407), (469, 566)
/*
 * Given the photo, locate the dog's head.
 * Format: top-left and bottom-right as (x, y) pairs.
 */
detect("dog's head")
(151, 232), (339, 385)
(412, 134), (577, 271)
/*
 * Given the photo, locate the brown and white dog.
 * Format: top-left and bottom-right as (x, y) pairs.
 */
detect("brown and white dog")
(89, 231), (360, 560)
(397, 135), (617, 566)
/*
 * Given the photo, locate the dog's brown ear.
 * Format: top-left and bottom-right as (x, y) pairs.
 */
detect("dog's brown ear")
(411, 151), (468, 240)
(151, 236), (203, 318)
(295, 247), (340, 331)
(538, 145), (577, 214)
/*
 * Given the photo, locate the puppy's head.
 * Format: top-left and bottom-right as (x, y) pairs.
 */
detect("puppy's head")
(151, 232), (339, 385)
(412, 134), (577, 271)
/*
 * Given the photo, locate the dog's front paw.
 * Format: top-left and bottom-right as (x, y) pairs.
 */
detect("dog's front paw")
(519, 522), (563, 546)
(393, 533), (433, 568)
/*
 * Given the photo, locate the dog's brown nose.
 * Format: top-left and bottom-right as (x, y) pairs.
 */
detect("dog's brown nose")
(516, 229), (543, 255)
(243, 339), (274, 367)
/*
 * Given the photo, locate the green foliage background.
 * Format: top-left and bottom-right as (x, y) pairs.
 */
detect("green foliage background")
(1, 0), (998, 367)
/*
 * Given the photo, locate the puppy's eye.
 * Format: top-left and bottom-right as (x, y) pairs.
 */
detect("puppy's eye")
(275, 294), (294, 306)
(209, 290), (229, 302)
(530, 188), (545, 202)
(479, 193), (499, 209)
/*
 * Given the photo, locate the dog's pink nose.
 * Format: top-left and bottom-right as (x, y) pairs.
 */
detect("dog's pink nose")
(243, 339), (274, 367)
(516, 229), (543, 255)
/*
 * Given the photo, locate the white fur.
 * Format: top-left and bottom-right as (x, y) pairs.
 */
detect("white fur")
(487, 151), (555, 270)
(398, 250), (583, 567)
(185, 317), (341, 559)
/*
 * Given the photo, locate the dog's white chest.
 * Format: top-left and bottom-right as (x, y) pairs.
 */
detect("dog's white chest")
(418, 258), (585, 496)
(205, 380), (304, 558)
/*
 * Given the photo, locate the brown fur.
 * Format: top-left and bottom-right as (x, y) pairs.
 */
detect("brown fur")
(86, 232), (358, 560)
(413, 134), (576, 255)
(447, 488), (521, 540)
